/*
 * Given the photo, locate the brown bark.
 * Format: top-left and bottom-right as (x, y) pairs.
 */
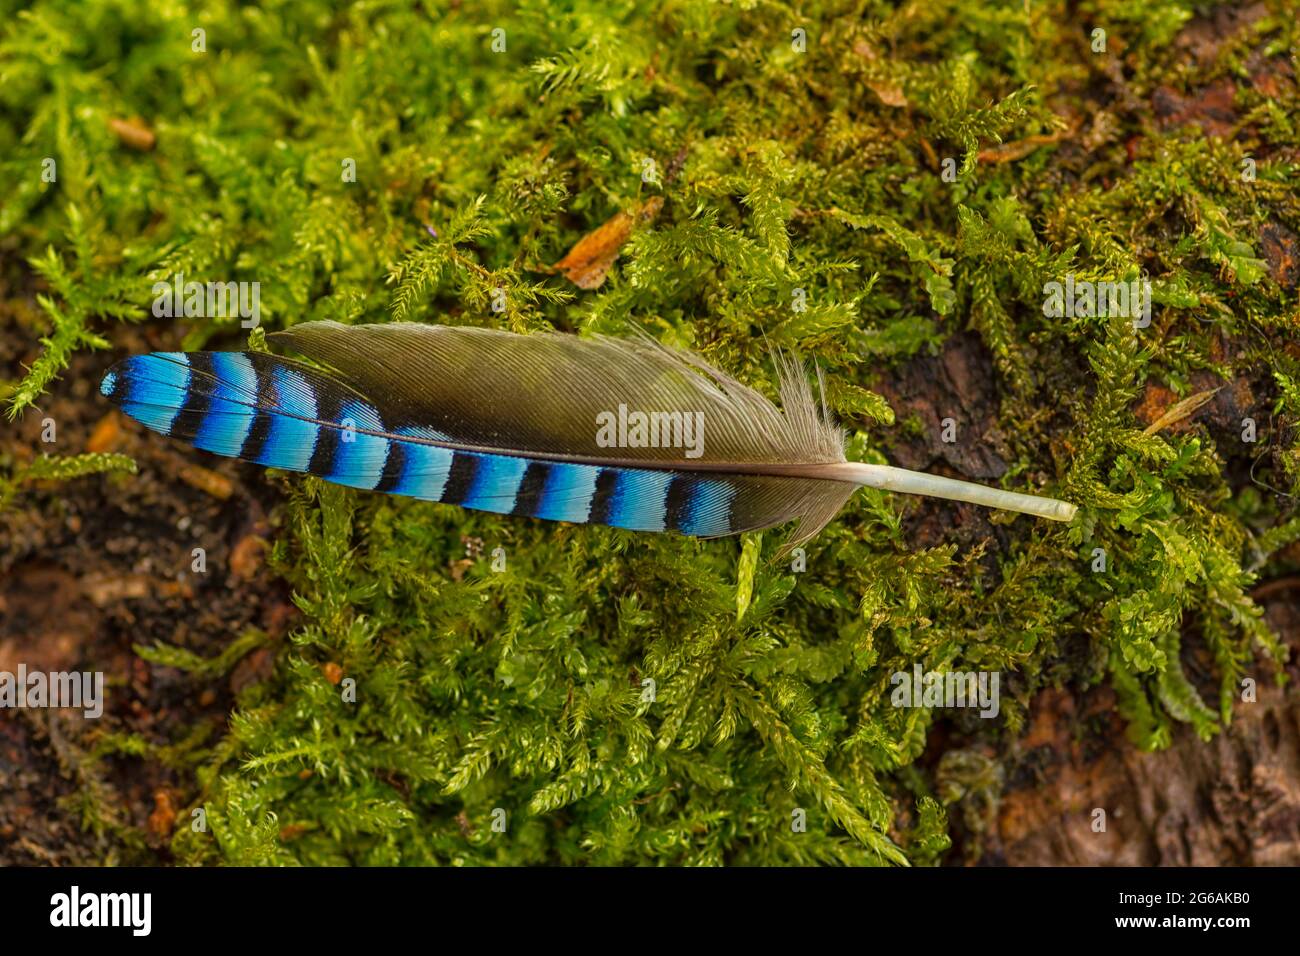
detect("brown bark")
(985, 595), (1300, 866)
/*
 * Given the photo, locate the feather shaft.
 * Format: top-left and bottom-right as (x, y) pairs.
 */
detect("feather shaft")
(816, 462), (1077, 522)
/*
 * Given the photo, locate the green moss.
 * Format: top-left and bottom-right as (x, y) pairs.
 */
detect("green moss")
(2, 0), (1296, 864)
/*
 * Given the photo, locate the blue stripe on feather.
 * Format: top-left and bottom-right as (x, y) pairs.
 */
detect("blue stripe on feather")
(606, 469), (674, 532)
(193, 353), (259, 456)
(109, 353), (191, 435)
(461, 453), (530, 514)
(534, 462), (599, 523)
(269, 365), (319, 417)
(326, 399), (390, 489)
(675, 478), (738, 536)
(391, 427), (455, 500)
(255, 366), (319, 472)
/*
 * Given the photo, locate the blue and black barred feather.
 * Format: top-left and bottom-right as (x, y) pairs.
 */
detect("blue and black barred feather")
(101, 322), (860, 543)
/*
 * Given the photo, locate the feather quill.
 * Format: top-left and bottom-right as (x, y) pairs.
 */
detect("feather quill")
(100, 321), (1076, 546)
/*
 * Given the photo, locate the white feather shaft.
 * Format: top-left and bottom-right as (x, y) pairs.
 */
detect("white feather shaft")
(819, 463), (1077, 522)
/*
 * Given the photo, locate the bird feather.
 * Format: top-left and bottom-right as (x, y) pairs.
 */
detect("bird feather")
(100, 320), (1075, 547)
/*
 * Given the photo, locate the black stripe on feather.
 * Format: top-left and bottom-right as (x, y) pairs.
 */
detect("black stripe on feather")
(586, 468), (621, 526)
(510, 461), (552, 517)
(308, 385), (345, 477)
(441, 452), (480, 506)
(178, 353), (215, 439)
